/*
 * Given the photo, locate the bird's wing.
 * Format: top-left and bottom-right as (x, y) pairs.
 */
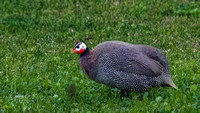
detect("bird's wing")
(107, 51), (163, 77)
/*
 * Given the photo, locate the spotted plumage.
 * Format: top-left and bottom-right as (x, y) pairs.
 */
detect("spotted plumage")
(73, 41), (177, 96)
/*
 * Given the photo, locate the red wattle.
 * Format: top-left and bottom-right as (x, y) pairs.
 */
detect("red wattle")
(76, 48), (85, 54)
(73, 48), (84, 54)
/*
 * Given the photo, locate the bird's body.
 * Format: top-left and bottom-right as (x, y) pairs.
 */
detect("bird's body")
(73, 41), (177, 96)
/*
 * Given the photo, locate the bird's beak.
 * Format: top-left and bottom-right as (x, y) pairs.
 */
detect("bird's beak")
(71, 48), (77, 53)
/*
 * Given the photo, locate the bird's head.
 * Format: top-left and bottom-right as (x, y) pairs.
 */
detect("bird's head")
(72, 41), (87, 54)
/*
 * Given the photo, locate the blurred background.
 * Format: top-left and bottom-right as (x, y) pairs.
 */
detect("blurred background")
(0, 0), (199, 112)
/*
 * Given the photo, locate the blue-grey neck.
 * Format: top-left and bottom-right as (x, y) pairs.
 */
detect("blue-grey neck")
(80, 47), (90, 57)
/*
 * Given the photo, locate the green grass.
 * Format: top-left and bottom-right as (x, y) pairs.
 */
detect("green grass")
(0, 0), (200, 112)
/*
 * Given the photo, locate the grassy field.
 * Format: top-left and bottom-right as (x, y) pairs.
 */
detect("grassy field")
(0, 0), (200, 112)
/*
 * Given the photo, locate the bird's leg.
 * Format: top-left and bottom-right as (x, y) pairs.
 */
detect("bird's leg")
(120, 90), (130, 97)
(120, 90), (125, 97)
(126, 91), (130, 97)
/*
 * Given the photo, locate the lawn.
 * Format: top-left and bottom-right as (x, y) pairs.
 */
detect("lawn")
(0, 0), (200, 112)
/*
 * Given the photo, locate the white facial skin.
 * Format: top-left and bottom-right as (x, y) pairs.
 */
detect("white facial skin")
(75, 42), (87, 51)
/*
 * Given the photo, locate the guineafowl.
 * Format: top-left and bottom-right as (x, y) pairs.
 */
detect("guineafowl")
(72, 41), (177, 97)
